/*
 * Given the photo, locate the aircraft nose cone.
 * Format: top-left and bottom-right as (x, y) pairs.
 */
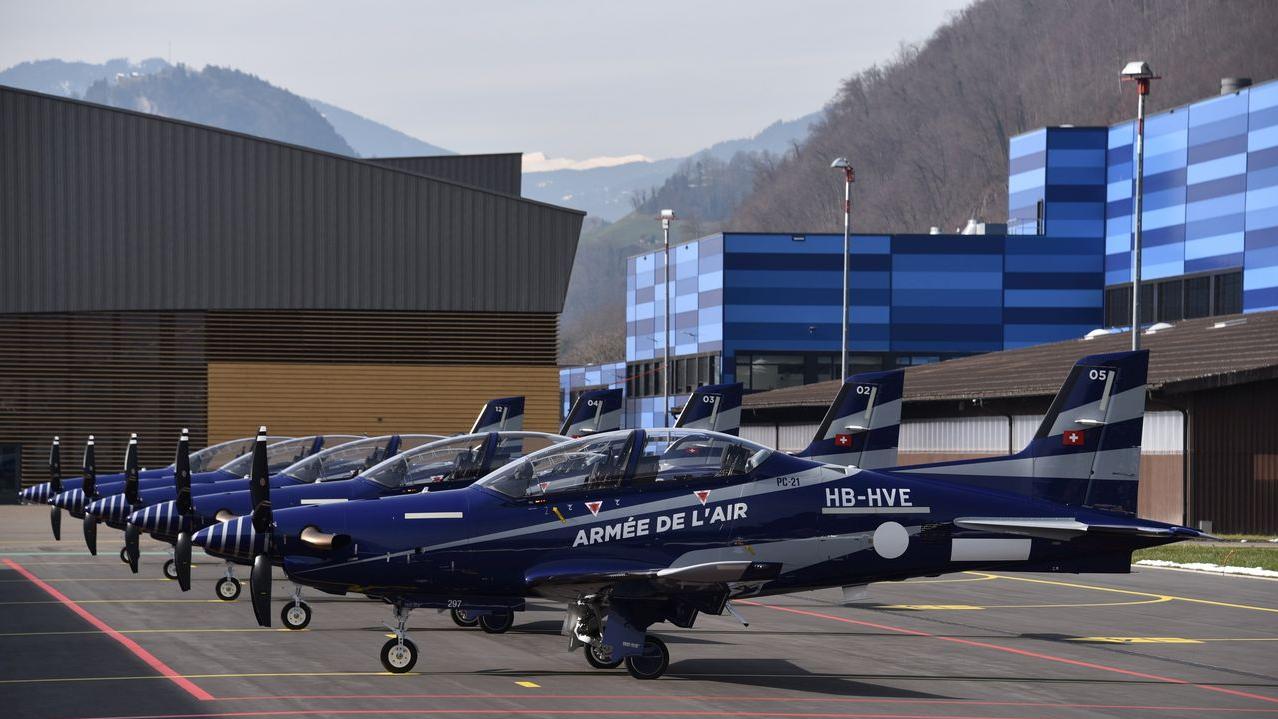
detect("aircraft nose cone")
(51, 489), (83, 512)
(86, 494), (132, 523)
(128, 500), (181, 535)
(192, 516), (265, 559)
(19, 484), (42, 502)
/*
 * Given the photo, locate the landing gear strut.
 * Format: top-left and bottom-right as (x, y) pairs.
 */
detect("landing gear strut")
(379, 604), (417, 673)
(566, 596), (672, 679)
(281, 585), (312, 630)
(215, 562), (241, 601)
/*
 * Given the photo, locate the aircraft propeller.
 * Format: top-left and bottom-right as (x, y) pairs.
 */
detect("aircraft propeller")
(122, 434), (141, 573)
(49, 437), (62, 541)
(81, 436), (97, 555)
(172, 429), (194, 591)
(246, 427), (274, 627)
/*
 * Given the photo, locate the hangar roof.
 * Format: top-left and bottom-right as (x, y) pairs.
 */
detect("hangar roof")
(0, 85), (582, 315)
(744, 311), (1278, 409)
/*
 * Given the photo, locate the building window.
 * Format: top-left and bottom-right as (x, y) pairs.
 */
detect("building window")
(1104, 270), (1243, 327)
(1035, 199), (1045, 235)
(626, 353), (720, 398)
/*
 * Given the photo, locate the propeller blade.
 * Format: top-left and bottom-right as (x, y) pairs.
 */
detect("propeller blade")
(175, 531), (192, 592)
(124, 524), (141, 574)
(49, 436), (62, 495)
(83, 513), (98, 556)
(81, 436), (97, 499)
(174, 429), (192, 516)
(249, 553), (272, 627)
(248, 427), (272, 533)
(50, 506), (62, 541)
(123, 433), (140, 505)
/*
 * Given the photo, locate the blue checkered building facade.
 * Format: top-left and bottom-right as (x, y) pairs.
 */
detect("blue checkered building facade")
(561, 80), (1278, 427)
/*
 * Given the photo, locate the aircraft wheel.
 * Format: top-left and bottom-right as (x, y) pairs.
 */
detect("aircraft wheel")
(624, 636), (669, 680)
(478, 611), (513, 634)
(119, 546), (130, 564)
(215, 576), (241, 601)
(584, 644), (622, 669)
(281, 602), (312, 630)
(162, 559), (178, 580)
(379, 638), (418, 673)
(449, 608), (479, 628)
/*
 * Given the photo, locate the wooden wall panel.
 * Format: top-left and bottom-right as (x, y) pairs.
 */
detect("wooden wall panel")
(1188, 379), (1278, 534)
(208, 362), (561, 440)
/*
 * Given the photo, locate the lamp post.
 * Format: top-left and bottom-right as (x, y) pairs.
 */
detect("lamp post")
(659, 209), (676, 425)
(830, 158), (855, 380)
(1121, 61), (1158, 350)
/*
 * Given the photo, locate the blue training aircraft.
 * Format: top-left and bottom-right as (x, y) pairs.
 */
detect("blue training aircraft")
(217, 350), (1208, 678)
(202, 369), (906, 634)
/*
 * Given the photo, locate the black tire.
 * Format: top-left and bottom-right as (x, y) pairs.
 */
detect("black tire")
(584, 644), (623, 669)
(162, 559), (178, 580)
(450, 607), (479, 628)
(215, 576), (241, 601)
(119, 546), (129, 564)
(281, 601), (312, 630)
(478, 611), (513, 634)
(624, 636), (669, 680)
(379, 638), (418, 673)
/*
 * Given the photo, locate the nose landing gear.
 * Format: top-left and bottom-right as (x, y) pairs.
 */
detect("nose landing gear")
(215, 562), (241, 601)
(281, 585), (312, 630)
(162, 547), (178, 580)
(379, 604), (417, 673)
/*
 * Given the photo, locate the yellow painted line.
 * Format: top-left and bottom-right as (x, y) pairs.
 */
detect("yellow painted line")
(1069, 636), (1204, 644)
(897, 574), (999, 584)
(980, 596), (1175, 610)
(881, 604), (984, 610)
(515, 680), (541, 688)
(0, 671), (420, 686)
(973, 572), (1278, 614)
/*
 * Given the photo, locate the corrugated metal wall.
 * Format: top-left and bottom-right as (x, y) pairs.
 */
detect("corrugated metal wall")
(1187, 380), (1278, 534)
(366, 154), (522, 196)
(0, 87), (581, 315)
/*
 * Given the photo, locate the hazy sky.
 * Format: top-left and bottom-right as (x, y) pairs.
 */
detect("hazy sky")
(0, 1), (971, 160)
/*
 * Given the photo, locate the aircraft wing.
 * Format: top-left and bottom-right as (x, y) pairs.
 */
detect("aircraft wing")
(524, 558), (781, 599)
(953, 517), (1207, 540)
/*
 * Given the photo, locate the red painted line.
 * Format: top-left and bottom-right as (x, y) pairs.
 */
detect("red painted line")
(206, 693), (1278, 714)
(2, 558), (213, 701)
(73, 710), (1062, 719)
(738, 599), (1278, 707)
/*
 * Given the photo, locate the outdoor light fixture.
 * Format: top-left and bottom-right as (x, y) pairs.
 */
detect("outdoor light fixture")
(1120, 60), (1159, 350)
(658, 209), (676, 425)
(830, 157), (855, 381)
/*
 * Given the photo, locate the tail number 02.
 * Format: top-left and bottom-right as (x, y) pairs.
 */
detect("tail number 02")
(855, 385), (874, 395)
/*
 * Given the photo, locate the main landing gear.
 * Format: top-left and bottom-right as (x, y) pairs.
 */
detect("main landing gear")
(449, 607), (479, 628)
(567, 597), (672, 679)
(448, 607), (513, 633)
(215, 562), (241, 601)
(623, 636), (669, 680)
(281, 585), (312, 630)
(380, 604), (417, 673)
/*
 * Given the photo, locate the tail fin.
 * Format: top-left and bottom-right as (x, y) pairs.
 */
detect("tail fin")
(123, 433), (140, 504)
(560, 388), (624, 437)
(673, 383), (743, 435)
(896, 350), (1149, 515)
(796, 369), (904, 468)
(49, 437), (62, 494)
(81, 435), (97, 499)
(471, 397), (525, 433)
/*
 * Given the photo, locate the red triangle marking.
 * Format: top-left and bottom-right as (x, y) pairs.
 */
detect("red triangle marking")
(585, 501), (602, 516)
(694, 489), (711, 505)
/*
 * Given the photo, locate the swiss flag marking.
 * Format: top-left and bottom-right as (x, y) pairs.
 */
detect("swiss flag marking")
(834, 434), (854, 447)
(693, 489), (711, 505)
(1063, 430), (1086, 446)
(585, 500), (602, 516)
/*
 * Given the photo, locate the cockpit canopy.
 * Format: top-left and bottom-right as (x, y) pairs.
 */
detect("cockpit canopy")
(186, 436), (287, 474)
(282, 434), (444, 484)
(477, 429), (773, 499)
(219, 435), (361, 476)
(363, 432), (566, 488)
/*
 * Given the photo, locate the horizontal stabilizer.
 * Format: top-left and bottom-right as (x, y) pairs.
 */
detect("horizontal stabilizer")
(954, 516), (1210, 541)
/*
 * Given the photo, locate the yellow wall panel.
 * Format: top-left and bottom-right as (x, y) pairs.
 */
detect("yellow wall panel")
(208, 363), (560, 441)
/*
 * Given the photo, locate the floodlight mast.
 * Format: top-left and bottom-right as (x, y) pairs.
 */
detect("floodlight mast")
(659, 209), (676, 426)
(830, 158), (855, 380)
(1121, 61), (1158, 350)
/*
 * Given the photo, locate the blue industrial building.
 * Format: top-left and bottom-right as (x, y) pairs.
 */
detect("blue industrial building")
(563, 79), (1278, 427)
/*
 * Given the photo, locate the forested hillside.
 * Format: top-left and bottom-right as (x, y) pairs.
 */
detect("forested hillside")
(83, 65), (355, 155)
(734, 0), (1278, 233)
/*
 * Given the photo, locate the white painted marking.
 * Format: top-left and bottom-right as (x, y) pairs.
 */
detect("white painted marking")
(872, 521), (909, 559)
(950, 537), (1032, 561)
(823, 506), (930, 515)
(299, 498), (348, 506)
(404, 512), (464, 520)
